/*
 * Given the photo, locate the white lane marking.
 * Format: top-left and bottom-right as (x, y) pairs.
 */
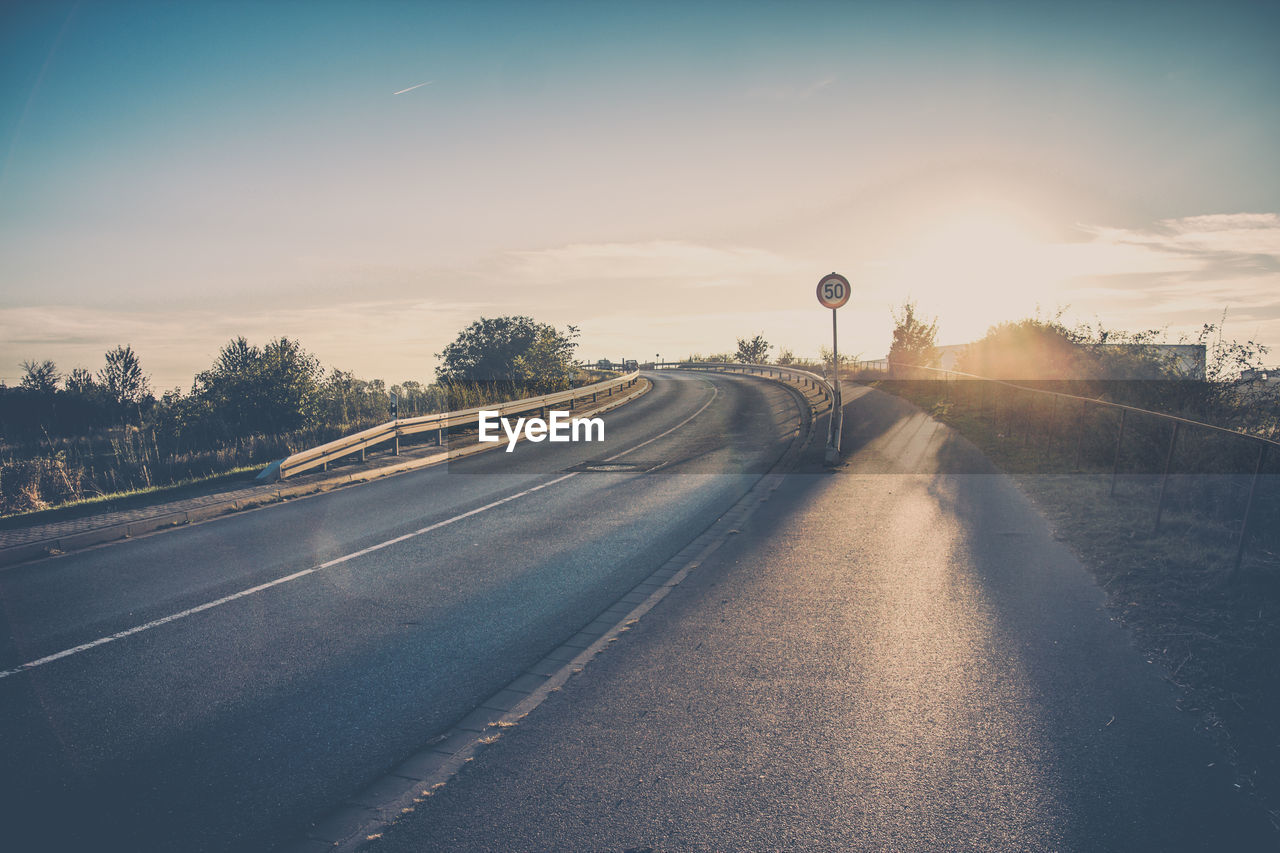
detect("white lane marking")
(604, 380), (718, 462)
(0, 380), (721, 681)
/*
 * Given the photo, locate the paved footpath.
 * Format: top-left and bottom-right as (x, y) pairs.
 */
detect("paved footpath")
(362, 386), (1276, 852)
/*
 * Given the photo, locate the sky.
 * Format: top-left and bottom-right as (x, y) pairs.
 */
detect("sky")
(2, 0), (1279, 389)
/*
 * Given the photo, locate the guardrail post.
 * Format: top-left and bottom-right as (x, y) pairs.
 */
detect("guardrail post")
(437, 426), (444, 446)
(394, 435), (400, 456)
(1109, 409), (1127, 497)
(360, 446), (366, 462)
(1153, 421), (1180, 532)
(1228, 442), (1268, 581)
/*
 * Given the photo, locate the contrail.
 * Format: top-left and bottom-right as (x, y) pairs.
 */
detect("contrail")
(393, 80), (433, 95)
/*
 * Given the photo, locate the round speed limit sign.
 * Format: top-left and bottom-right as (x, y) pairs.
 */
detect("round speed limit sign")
(817, 272), (851, 309)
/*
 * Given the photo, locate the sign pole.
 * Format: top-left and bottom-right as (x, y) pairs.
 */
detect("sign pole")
(816, 272), (850, 465)
(831, 307), (839, 409)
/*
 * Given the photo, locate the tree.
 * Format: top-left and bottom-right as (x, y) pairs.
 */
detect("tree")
(193, 336), (323, 437)
(819, 345), (856, 374)
(98, 345), (150, 406)
(887, 302), (939, 375)
(959, 318), (1081, 379)
(512, 324), (580, 391)
(64, 367), (96, 394)
(436, 316), (579, 392)
(775, 348), (797, 366)
(735, 334), (772, 364)
(20, 359), (60, 394)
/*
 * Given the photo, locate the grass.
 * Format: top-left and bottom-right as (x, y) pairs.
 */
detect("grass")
(0, 464), (263, 527)
(879, 379), (1280, 829)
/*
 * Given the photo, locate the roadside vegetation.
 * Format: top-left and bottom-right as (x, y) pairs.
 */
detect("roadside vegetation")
(0, 316), (592, 516)
(875, 305), (1280, 826)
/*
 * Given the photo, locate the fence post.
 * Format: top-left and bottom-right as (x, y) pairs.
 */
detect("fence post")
(1044, 394), (1058, 460)
(1153, 421), (1180, 532)
(1228, 442), (1268, 581)
(1109, 409), (1127, 497)
(1074, 399), (1086, 471)
(1021, 391), (1031, 446)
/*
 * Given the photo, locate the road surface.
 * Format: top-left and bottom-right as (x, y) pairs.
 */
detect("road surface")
(0, 370), (805, 852)
(364, 385), (1277, 852)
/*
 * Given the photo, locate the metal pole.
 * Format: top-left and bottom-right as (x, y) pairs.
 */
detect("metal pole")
(1153, 421), (1180, 532)
(1110, 409), (1127, 497)
(1045, 394), (1058, 459)
(1229, 443), (1268, 580)
(832, 308), (840, 409)
(1074, 399), (1086, 471)
(825, 307), (842, 465)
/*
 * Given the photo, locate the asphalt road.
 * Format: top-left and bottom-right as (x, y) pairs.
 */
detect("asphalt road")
(365, 385), (1277, 852)
(0, 370), (806, 852)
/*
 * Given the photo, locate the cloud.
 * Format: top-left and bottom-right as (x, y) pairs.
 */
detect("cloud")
(1081, 212), (1280, 261)
(745, 77), (836, 102)
(393, 80), (433, 95)
(1054, 213), (1280, 345)
(505, 240), (803, 287)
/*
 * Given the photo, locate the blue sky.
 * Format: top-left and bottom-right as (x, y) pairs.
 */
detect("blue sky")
(2, 0), (1278, 387)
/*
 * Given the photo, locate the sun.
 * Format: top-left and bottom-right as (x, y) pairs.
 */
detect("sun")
(871, 201), (1060, 344)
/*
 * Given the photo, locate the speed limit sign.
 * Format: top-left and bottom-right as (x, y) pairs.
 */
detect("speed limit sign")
(817, 272), (851, 309)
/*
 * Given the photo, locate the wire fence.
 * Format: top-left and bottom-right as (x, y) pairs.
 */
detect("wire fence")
(876, 363), (1278, 582)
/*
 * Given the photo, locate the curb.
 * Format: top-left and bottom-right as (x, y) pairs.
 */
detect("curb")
(280, 375), (822, 853)
(0, 380), (652, 570)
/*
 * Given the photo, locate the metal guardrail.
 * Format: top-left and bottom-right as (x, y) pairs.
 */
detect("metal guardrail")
(882, 361), (1278, 579)
(273, 371), (641, 480)
(655, 361), (842, 463)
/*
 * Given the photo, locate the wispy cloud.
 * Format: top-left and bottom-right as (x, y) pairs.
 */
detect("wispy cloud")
(745, 76), (836, 102)
(506, 240), (803, 287)
(1060, 213), (1280, 336)
(393, 80), (433, 95)
(1081, 213), (1280, 261)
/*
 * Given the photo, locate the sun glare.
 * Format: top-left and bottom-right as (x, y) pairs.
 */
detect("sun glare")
(872, 203), (1059, 344)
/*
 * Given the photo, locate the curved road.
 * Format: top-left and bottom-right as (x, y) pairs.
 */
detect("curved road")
(0, 370), (806, 852)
